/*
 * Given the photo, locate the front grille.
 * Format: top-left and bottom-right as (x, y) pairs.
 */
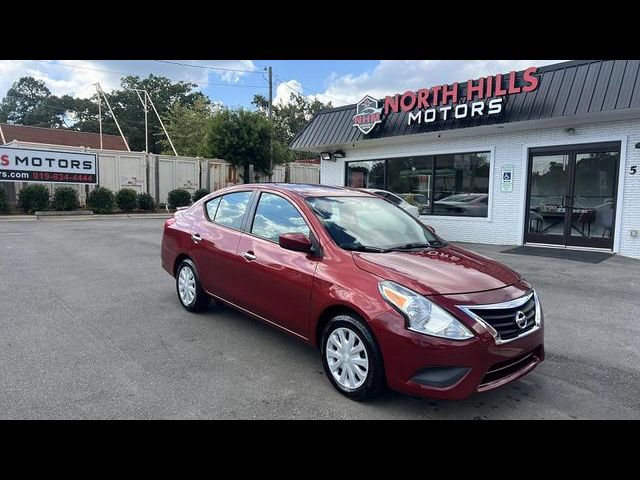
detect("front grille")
(480, 346), (542, 386)
(468, 293), (536, 341)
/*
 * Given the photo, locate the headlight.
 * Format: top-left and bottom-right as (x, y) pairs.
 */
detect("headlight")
(378, 280), (473, 340)
(533, 290), (543, 326)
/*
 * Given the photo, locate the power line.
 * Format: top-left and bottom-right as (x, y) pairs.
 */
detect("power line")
(154, 60), (262, 74)
(37, 60), (268, 89)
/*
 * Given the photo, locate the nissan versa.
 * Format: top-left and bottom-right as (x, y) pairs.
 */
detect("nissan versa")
(161, 184), (544, 401)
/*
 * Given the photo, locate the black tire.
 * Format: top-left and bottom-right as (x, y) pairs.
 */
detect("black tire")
(320, 314), (386, 401)
(176, 259), (210, 312)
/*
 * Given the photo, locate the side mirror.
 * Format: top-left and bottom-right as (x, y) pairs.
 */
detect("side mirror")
(279, 232), (313, 253)
(426, 225), (436, 234)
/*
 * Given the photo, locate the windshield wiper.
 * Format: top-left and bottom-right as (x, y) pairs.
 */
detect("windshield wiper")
(342, 245), (391, 253)
(387, 242), (438, 251)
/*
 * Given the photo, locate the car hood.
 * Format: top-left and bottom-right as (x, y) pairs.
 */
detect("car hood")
(352, 244), (521, 296)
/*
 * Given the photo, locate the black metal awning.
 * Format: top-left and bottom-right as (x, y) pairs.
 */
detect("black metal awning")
(290, 60), (640, 151)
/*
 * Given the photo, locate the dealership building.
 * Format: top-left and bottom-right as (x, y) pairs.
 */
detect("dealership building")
(291, 60), (640, 259)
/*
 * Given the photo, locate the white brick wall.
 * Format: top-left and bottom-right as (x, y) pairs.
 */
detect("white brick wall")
(320, 118), (640, 259)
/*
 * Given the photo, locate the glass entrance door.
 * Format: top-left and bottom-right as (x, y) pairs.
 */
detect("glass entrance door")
(567, 150), (619, 248)
(525, 154), (571, 245)
(525, 142), (620, 249)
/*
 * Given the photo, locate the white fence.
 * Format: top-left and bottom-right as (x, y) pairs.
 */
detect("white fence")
(0, 140), (321, 209)
(155, 155), (201, 205)
(288, 162), (320, 184)
(252, 163), (320, 184)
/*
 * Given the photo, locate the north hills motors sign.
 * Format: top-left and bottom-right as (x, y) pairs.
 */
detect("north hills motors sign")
(352, 66), (539, 135)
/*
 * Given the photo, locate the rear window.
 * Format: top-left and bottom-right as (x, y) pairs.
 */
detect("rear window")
(205, 197), (221, 220)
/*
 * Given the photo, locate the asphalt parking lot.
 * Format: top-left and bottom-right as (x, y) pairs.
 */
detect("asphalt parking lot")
(1, 218), (638, 419)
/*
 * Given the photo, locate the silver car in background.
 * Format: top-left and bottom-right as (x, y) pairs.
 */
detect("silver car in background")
(357, 189), (421, 217)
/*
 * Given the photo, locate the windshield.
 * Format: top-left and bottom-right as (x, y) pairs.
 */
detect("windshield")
(306, 196), (443, 251)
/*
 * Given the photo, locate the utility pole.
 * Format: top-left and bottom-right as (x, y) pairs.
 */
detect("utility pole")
(132, 89), (177, 156)
(144, 92), (148, 154)
(134, 89), (149, 153)
(95, 83), (130, 152)
(94, 83), (103, 149)
(267, 65), (273, 182)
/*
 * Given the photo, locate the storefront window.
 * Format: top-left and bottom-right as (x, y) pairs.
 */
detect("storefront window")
(345, 151), (490, 217)
(432, 153), (490, 217)
(386, 156), (431, 215)
(346, 160), (384, 190)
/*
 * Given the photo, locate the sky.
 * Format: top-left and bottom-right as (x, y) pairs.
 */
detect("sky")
(0, 60), (565, 110)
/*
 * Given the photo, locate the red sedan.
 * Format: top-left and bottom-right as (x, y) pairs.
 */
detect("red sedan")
(161, 183), (544, 401)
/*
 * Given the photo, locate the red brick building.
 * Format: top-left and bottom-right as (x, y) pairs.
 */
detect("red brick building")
(0, 123), (128, 151)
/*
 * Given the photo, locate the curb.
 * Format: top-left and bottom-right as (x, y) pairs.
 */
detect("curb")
(0, 213), (172, 222)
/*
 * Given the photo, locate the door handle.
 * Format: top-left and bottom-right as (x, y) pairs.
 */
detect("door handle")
(241, 251), (256, 261)
(191, 233), (202, 243)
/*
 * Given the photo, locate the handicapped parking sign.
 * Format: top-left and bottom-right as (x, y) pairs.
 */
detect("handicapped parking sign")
(501, 164), (514, 192)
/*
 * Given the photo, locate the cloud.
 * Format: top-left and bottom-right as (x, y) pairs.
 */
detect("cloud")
(274, 79), (303, 106)
(313, 60), (566, 106)
(0, 59), (258, 100)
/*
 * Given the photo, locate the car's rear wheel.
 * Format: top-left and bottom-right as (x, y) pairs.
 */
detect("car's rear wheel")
(321, 314), (385, 401)
(176, 259), (210, 312)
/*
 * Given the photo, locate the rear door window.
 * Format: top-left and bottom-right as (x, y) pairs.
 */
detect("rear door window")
(214, 191), (253, 229)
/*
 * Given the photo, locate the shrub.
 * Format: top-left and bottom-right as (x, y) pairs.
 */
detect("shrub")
(18, 185), (50, 213)
(0, 188), (9, 214)
(116, 188), (138, 212)
(52, 187), (79, 211)
(192, 188), (210, 203)
(87, 187), (115, 213)
(167, 189), (191, 209)
(137, 192), (155, 211)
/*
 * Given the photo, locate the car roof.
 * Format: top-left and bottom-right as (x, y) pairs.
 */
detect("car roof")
(221, 183), (374, 198)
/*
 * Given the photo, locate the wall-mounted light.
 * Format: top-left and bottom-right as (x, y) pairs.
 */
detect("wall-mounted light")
(320, 150), (345, 161)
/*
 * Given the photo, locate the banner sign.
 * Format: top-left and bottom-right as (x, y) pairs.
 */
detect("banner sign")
(0, 146), (98, 184)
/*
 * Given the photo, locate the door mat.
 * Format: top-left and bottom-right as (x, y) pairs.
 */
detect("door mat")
(501, 246), (613, 264)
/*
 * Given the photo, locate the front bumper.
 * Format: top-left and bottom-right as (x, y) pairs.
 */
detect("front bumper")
(371, 287), (545, 400)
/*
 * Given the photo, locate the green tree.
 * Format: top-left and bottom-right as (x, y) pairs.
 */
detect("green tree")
(0, 77), (54, 126)
(252, 92), (331, 163)
(0, 74), (211, 154)
(160, 96), (214, 156)
(100, 74), (209, 153)
(203, 109), (271, 183)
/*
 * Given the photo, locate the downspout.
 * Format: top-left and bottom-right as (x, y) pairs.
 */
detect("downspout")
(0, 124), (6, 144)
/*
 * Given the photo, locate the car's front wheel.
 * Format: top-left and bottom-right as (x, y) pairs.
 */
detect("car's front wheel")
(176, 259), (210, 312)
(321, 314), (385, 401)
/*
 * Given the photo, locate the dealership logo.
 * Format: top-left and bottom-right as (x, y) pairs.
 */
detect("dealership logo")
(352, 95), (383, 135)
(515, 311), (528, 329)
